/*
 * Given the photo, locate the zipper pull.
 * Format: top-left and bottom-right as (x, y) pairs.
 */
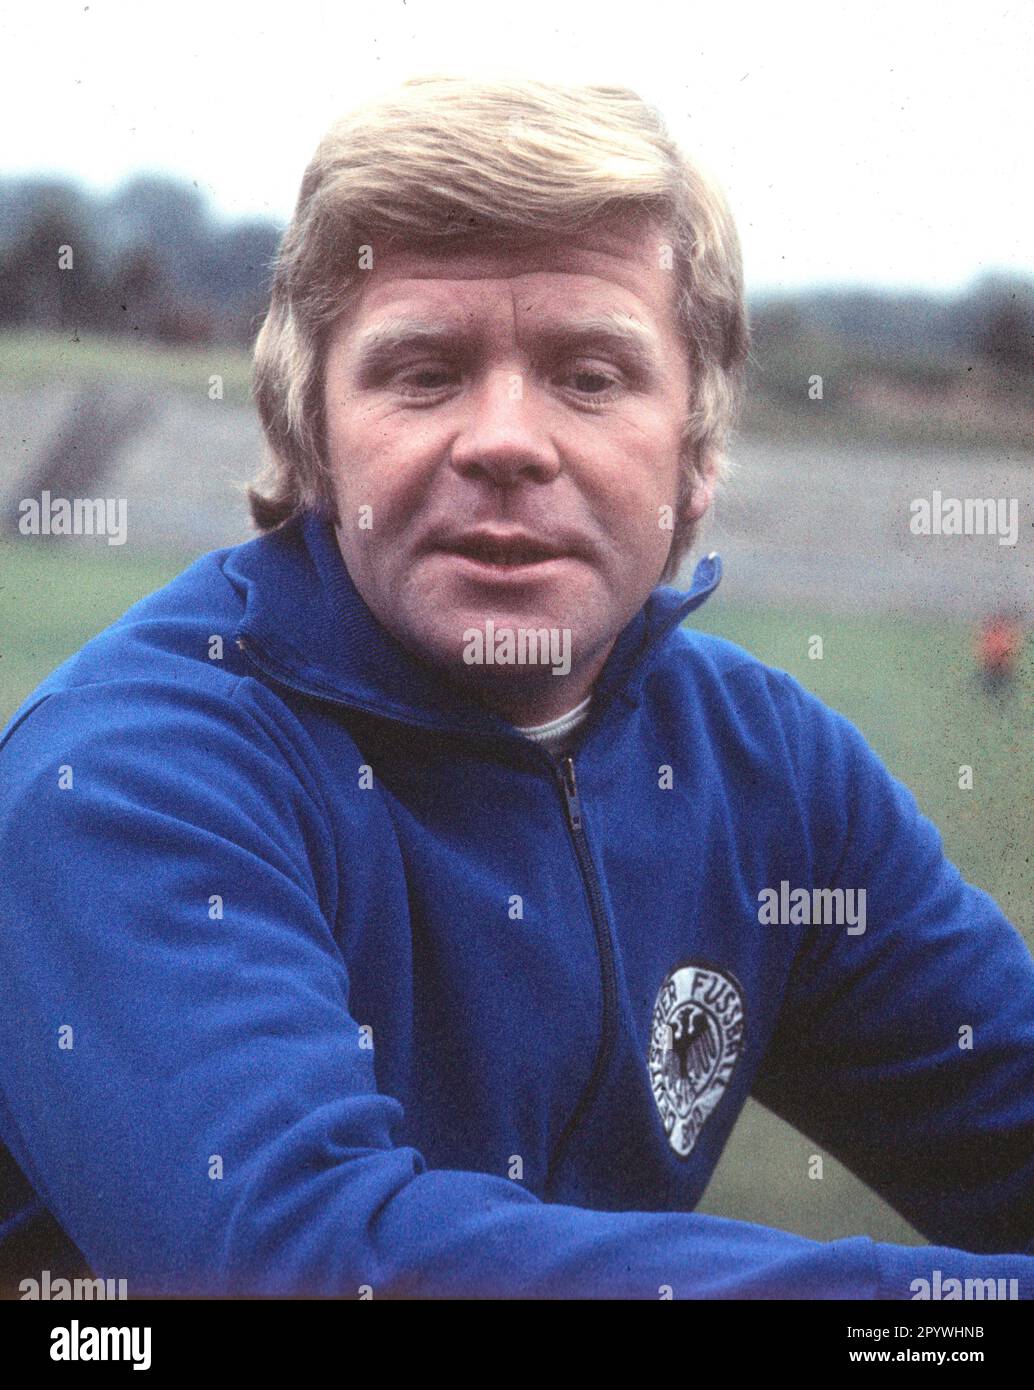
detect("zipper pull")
(557, 755), (583, 831)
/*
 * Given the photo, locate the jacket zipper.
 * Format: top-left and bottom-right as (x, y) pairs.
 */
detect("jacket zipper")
(551, 754), (620, 1176)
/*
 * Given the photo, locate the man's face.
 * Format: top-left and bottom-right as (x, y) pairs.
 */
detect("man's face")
(322, 215), (715, 723)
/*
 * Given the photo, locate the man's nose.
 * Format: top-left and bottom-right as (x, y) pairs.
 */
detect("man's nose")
(448, 370), (562, 486)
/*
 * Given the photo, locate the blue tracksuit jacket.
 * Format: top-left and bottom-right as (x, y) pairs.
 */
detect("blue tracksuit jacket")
(1, 511), (1033, 1299)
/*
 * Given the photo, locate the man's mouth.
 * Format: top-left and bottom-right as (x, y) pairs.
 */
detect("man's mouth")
(435, 530), (573, 568)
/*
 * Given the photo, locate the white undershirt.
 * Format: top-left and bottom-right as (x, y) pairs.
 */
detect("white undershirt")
(514, 694), (593, 756)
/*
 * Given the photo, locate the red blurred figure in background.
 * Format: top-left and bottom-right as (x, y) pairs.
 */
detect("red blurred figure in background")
(975, 611), (1025, 694)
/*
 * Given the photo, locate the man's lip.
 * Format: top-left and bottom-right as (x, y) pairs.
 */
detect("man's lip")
(429, 529), (582, 566)
(434, 549), (571, 574)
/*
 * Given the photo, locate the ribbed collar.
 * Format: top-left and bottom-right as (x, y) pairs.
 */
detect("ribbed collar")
(226, 511), (721, 742)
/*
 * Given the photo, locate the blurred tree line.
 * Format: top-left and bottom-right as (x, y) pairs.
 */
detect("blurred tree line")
(750, 274), (1034, 377)
(1, 171), (1032, 370)
(0, 174), (280, 347)
(745, 271), (1034, 447)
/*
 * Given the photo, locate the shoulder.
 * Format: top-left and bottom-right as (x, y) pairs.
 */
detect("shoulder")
(652, 625), (834, 733)
(0, 535), (334, 810)
(645, 624), (886, 800)
(4, 543), (249, 728)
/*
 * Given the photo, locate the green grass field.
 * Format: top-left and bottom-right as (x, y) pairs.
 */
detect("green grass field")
(2, 539), (1031, 1246)
(0, 330), (253, 402)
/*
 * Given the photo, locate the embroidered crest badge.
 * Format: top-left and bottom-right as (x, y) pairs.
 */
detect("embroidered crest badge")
(649, 961), (745, 1158)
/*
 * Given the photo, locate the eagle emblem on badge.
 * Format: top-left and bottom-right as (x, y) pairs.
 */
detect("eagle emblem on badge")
(649, 961), (745, 1158)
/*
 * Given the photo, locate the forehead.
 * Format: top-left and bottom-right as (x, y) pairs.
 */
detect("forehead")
(339, 215), (680, 339)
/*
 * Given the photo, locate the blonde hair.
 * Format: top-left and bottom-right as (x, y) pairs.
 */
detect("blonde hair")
(249, 74), (749, 582)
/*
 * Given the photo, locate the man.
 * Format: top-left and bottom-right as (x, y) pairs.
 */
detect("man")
(1, 74), (1033, 1300)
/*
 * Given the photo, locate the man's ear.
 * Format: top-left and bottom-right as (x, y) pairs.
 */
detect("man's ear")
(677, 448), (721, 526)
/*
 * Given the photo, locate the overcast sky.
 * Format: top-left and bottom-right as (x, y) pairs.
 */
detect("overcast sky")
(2, 0), (1031, 294)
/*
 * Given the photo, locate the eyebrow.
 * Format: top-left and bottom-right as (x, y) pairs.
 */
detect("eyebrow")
(351, 310), (664, 376)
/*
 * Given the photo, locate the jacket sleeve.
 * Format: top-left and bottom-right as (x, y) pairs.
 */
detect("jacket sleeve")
(751, 670), (1034, 1262)
(2, 677), (1032, 1300)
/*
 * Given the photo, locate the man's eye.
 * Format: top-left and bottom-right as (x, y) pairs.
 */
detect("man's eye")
(562, 366), (620, 399)
(393, 365), (457, 393)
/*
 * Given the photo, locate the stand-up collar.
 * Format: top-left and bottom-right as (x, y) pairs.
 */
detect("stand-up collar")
(226, 511), (721, 740)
